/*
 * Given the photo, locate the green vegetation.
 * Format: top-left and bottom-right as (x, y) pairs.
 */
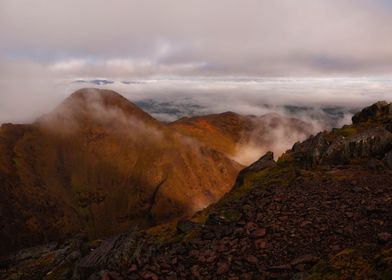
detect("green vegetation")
(325, 126), (358, 143)
(5, 252), (56, 280)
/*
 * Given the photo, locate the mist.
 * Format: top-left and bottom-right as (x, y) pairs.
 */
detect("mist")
(2, 76), (391, 124)
(233, 114), (320, 165)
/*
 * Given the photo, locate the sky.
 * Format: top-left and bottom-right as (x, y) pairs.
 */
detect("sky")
(0, 0), (392, 124)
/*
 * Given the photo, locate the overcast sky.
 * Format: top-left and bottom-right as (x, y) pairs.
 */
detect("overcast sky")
(0, 0), (392, 123)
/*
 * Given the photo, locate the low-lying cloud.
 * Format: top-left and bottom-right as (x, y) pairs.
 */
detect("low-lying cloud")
(233, 114), (320, 165)
(1, 76), (392, 127)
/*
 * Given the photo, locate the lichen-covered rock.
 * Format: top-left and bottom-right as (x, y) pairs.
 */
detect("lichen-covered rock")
(292, 132), (329, 167)
(234, 151), (276, 188)
(0, 235), (90, 280)
(290, 121), (392, 168)
(323, 127), (392, 164)
(242, 151), (276, 173)
(176, 220), (199, 234)
(77, 230), (140, 279)
(307, 245), (392, 280)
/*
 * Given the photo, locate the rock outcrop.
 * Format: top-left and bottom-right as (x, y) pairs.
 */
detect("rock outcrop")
(291, 101), (392, 168)
(352, 101), (392, 124)
(234, 151), (276, 189)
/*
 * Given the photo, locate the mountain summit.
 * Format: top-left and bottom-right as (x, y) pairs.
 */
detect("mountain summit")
(55, 88), (158, 121)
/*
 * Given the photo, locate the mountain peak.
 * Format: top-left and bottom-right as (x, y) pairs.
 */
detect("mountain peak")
(63, 88), (147, 116)
(40, 88), (158, 126)
(67, 88), (128, 104)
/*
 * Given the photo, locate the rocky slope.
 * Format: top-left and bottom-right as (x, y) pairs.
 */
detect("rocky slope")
(2, 101), (390, 280)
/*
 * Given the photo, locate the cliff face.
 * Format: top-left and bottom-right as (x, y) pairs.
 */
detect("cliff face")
(5, 101), (390, 280)
(0, 89), (242, 255)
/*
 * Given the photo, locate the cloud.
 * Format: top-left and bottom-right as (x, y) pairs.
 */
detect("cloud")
(1, 0), (392, 77)
(50, 59), (87, 71)
(232, 114), (321, 165)
(1, 72), (392, 126)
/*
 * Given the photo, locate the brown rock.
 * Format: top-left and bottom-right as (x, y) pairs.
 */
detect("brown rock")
(191, 265), (200, 277)
(109, 272), (123, 280)
(345, 212), (354, 218)
(128, 264), (138, 273)
(245, 255), (259, 264)
(278, 216), (288, 222)
(176, 220), (198, 233)
(217, 262), (229, 275)
(377, 232), (392, 243)
(250, 228), (267, 238)
(141, 271), (158, 280)
(255, 239), (269, 249)
(300, 220), (312, 227)
(101, 272), (111, 280)
(244, 222), (257, 232)
(290, 254), (319, 266)
(268, 264), (292, 271)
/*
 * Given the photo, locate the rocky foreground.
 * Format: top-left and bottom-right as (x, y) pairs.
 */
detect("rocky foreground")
(1, 101), (392, 279)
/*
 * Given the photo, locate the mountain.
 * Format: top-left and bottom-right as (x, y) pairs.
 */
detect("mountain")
(0, 88), (242, 255)
(3, 101), (390, 279)
(0, 88), (315, 257)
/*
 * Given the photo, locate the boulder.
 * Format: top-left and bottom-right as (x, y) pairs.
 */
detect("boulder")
(176, 220), (199, 234)
(292, 132), (329, 167)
